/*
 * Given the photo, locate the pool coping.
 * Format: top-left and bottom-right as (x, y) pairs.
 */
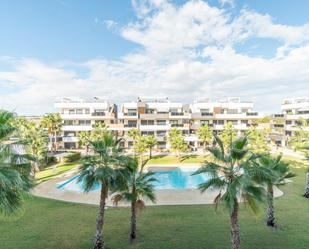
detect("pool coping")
(32, 163), (284, 207)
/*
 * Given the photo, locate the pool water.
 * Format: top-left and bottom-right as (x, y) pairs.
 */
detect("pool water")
(57, 166), (209, 191)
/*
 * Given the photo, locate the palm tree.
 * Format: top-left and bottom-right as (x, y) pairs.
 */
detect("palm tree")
(197, 124), (213, 153)
(78, 131), (126, 249)
(41, 113), (62, 153)
(15, 117), (48, 175)
(112, 157), (156, 242)
(145, 135), (157, 158)
(219, 122), (237, 149)
(168, 128), (188, 162)
(135, 135), (147, 167)
(252, 154), (295, 227)
(193, 135), (265, 249)
(0, 110), (33, 216)
(128, 129), (140, 156)
(78, 131), (91, 155)
(303, 154), (309, 198)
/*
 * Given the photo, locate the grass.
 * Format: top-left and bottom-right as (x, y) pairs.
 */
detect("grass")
(35, 161), (80, 184)
(146, 154), (207, 164)
(1, 157), (309, 249)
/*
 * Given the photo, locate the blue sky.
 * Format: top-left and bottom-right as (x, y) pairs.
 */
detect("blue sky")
(1, 0), (309, 114)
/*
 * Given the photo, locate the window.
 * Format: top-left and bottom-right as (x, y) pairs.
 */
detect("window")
(69, 109), (75, 114)
(76, 109), (83, 114)
(64, 120), (73, 125)
(78, 120), (91, 125)
(85, 109), (90, 114)
(157, 120), (166, 125)
(141, 120), (154, 125)
(157, 131), (166, 137)
(200, 120), (209, 125)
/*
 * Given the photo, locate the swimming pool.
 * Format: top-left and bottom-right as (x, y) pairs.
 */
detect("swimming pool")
(57, 166), (209, 191)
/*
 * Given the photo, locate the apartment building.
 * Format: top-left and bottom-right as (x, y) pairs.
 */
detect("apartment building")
(281, 98), (309, 136)
(54, 97), (117, 149)
(189, 97), (264, 149)
(118, 97), (191, 150)
(54, 96), (265, 151)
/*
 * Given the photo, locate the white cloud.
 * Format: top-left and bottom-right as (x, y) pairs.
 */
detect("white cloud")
(1, 0), (309, 115)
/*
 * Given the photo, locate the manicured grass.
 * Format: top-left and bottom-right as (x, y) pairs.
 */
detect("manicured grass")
(1, 158), (309, 249)
(147, 154), (207, 164)
(35, 162), (80, 184)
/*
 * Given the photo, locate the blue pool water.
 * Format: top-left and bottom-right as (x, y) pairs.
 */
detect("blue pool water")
(57, 166), (209, 191)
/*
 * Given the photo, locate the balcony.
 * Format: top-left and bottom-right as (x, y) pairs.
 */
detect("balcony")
(62, 136), (79, 143)
(171, 124), (184, 127)
(62, 125), (92, 131)
(124, 124), (137, 128)
(92, 112), (105, 116)
(170, 112), (184, 116)
(201, 112), (213, 116)
(124, 112), (137, 116)
(246, 112), (258, 116)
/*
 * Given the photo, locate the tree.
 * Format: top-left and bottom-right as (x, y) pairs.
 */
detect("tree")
(14, 117), (49, 175)
(193, 135), (265, 249)
(197, 124), (213, 152)
(78, 132), (126, 249)
(41, 113), (62, 153)
(247, 126), (270, 154)
(128, 129), (140, 156)
(135, 135), (147, 167)
(0, 111), (33, 216)
(303, 154), (309, 198)
(252, 154), (295, 227)
(145, 135), (157, 158)
(90, 122), (108, 141)
(112, 157), (156, 242)
(219, 122), (237, 149)
(168, 128), (188, 162)
(78, 131), (91, 155)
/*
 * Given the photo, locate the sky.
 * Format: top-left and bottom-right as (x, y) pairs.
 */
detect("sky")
(1, 0), (309, 115)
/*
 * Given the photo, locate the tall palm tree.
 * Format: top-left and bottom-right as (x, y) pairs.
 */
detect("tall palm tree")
(128, 129), (140, 156)
(197, 124), (213, 153)
(193, 135), (265, 249)
(252, 154), (295, 227)
(15, 117), (48, 175)
(112, 157), (156, 242)
(0, 110), (33, 216)
(145, 135), (157, 159)
(78, 132), (126, 249)
(78, 131), (91, 155)
(41, 113), (62, 153)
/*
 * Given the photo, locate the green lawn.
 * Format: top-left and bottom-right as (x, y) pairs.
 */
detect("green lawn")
(1, 158), (309, 249)
(35, 161), (80, 184)
(146, 154), (207, 164)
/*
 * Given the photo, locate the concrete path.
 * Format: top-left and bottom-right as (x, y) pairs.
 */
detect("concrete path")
(32, 164), (284, 207)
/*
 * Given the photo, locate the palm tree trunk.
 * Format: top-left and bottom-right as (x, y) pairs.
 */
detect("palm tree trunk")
(303, 172), (309, 198)
(266, 184), (275, 227)
(130, 201), (137, 243)
(149, 147), (152, 159)
(230, 198), (240, 249)
(93, 185), (108, 249)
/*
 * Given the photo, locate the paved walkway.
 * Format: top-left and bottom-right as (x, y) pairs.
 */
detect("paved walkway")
(32, 164), (284, 206)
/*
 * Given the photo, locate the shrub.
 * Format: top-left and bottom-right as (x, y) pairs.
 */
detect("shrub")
(46, 155), (57, 165)
(63, 152), (81, 163)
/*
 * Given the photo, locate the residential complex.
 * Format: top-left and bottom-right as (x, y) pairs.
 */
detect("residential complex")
(54, 97), (265, 151)
(54, 97), (117, 149)
(281, 98), (309, 136)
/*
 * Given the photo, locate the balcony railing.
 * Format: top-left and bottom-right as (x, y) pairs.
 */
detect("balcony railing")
(171, 124), (184, 127)
(124, 113), (137, 116)
(92, 112), (105, 116)
(170, 112), (184, 116)
(201, 112), (213, 116)
(124, 124), (137, 128)
(246, 112), (258, 116)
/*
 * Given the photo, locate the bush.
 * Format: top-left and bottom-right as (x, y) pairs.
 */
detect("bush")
(63, 152), (81, 163)
(46, 155), (57, 165)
